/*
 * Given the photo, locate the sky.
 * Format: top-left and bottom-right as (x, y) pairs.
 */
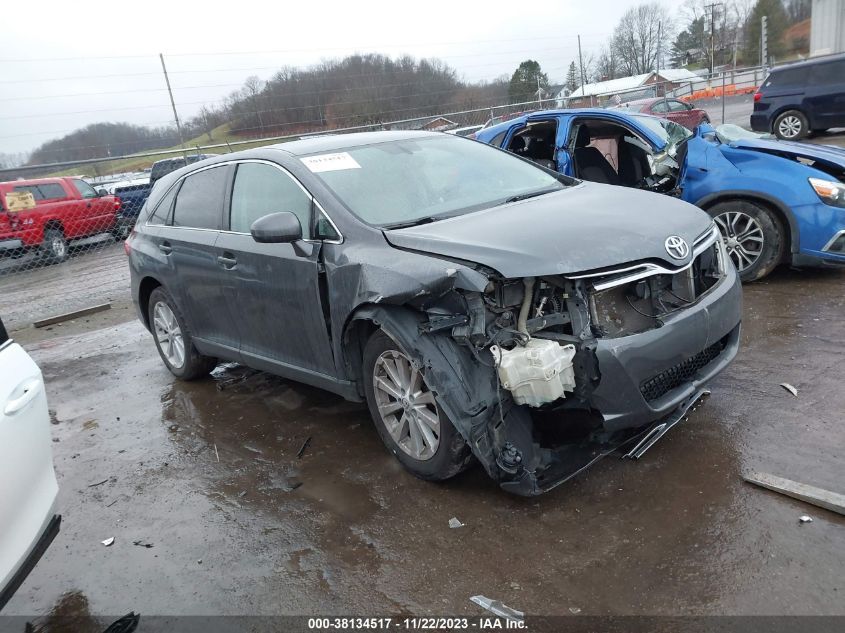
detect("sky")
(0, 0), (669, 156)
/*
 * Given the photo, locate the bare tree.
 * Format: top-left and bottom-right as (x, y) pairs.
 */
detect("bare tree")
(593, 46), (618, 81)
(242, 75), (266, 134)
(611, 2), (674, 76)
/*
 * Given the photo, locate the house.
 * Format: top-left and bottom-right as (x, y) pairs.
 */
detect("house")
(418, 117), (458, 132)
(556, 69), (700, 108)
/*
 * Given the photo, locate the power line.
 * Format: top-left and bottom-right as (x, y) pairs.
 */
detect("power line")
(0, 34), (610, 63)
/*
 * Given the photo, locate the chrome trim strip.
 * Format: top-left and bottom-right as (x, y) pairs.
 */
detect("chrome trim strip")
(821, 230), (845, 252)
(575, 226), (720, 291)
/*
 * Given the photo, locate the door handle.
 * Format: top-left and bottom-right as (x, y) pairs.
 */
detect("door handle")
(217, 254), (237, 269)
(4, 377), (42, 416)
(159, 242), (172, 255)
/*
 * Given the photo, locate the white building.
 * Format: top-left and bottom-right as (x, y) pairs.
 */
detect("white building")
(555, 69), (700, 107)
(810, 0), (845, 55)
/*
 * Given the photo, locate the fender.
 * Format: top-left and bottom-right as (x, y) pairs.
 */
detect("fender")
(694, 189), (800, 255)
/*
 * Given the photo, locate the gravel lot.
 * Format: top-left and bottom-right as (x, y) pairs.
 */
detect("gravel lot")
(1, 262), (843, 622)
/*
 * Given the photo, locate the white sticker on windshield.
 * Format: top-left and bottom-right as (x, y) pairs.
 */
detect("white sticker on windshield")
(301, 152), (361, 173)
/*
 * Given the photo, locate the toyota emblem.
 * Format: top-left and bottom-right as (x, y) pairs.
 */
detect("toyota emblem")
(665, 235), (690, 260)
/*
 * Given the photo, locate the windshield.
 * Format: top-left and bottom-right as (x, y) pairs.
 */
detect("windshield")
(630, 115), (692, 155)
(715, 124), (773, 143)
(306, 136), (566, 228)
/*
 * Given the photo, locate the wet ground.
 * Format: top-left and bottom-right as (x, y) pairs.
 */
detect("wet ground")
(2, 264), (844, 619)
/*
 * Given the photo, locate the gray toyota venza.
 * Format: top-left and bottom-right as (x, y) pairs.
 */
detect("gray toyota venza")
(127, 131), (742, 495)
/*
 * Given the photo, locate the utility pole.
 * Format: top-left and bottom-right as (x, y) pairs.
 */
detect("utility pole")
(536, 73), (542, 107)
(761, 15), (769, 67)
(704, 2), (722, 76)
(159, 53), (187, 160)
(577, 35), (587, 91)
(656, 20), (662, 74)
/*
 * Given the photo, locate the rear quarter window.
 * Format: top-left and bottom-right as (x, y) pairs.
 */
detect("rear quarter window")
(764, 67), (807, 89)
(13, 185), (45, 201)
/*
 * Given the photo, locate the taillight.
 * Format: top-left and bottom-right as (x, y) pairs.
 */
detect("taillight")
(753, 92), (762, 102)
(123, 236), (132, 256)
(114, 197), (122, 211)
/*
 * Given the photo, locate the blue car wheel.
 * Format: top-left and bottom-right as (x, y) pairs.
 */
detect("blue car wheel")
(709, 200), (785, 281)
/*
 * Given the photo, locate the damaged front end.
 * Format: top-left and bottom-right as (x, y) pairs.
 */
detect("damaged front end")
(358, 223), (742, 495)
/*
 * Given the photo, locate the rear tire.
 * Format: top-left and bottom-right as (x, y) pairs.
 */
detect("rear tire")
(773, 110), (808, 140)
(41, 228), (68, 263)
(147, 287), (216, 380)
(362, 329), (472, 481)
(709, 200), (785, 282)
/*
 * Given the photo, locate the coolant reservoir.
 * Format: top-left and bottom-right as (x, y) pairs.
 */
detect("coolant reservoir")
(490, 339), (576, 407)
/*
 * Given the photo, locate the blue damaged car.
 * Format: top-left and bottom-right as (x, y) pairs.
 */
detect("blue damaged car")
(475, 109), (845, 281)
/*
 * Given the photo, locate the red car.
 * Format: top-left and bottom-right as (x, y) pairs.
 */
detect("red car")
(0, 177), (121, 262)
(613, 97), (711, 130)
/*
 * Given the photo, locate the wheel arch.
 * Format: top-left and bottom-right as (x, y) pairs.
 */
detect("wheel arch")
(137, 276), (164, 330)
(43, 219), (65, 235)
(342, 306), (382, 396)
(696, 190), (798, 257)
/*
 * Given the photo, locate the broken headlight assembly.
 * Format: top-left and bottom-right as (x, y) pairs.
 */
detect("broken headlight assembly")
(809, 177), (845, 208)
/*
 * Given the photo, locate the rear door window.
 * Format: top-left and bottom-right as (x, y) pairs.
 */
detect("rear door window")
(37, 183), (67, 200)
(230, 162), (312, 236)
(172, 166), (227, 230)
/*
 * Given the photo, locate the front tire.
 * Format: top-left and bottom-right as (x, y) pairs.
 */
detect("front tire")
(147, 287), (216, 380)
(709, 200), (785, 282)
(362, 330), (472, 481)
(773, 110), (808, 140)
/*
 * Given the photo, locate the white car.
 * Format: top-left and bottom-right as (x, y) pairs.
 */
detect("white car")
(0, 318), (59, 610)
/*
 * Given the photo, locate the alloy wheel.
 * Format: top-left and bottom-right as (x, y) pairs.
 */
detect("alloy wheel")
(153, 301), (186, 369)
(777, 115), (802, 139)
(714, 211), (765, 272)
(372, 349), (440, 461)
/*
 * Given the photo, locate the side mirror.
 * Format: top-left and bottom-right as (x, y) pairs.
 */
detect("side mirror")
(250, 211), (302, 244)
(97, 188), (109, 196)
(686, 102), (694, 110)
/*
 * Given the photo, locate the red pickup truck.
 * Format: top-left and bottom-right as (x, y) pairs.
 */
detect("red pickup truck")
(0, 177), (121, 262)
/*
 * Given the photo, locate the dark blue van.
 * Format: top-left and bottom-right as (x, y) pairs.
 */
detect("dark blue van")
(750, 53), (845, 140)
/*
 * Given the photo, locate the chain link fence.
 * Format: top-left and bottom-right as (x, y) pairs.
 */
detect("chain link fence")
(0, 64), (772, 331)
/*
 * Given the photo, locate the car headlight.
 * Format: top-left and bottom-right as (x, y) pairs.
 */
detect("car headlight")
(809, 178), (845, 208)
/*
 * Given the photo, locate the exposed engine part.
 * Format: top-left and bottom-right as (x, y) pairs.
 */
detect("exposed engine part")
(491, 339), (576, 407)
(516, 277), (535, 337)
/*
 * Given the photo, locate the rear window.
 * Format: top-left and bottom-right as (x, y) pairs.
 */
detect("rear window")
(150, 159), (186, 183)
(172, 166), (227, 230)
(765, 67), (807, 89)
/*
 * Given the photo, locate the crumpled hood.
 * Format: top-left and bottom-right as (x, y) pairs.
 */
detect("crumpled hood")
(384, 183), (713, 278)
(730, 138), (845, 170)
